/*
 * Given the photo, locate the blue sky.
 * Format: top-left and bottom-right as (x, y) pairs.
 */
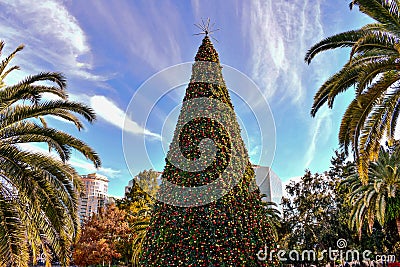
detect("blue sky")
(0, 0), (373, 196)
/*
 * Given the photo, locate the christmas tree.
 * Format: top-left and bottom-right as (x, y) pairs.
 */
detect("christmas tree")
(139, 33), (277, 266)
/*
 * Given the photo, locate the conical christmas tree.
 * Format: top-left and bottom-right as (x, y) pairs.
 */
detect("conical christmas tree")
(139, 35), (277, 266)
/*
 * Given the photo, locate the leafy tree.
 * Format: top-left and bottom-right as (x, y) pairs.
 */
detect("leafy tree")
(0, 41), (100, 266)
(139, 35), (277, 266)
(72, 203), (129, 267)
(280, 153), (357, 265)
(282, 151), (400, 264)
(118, 169), (159, 211)
(305, 0), (400, 182)
(134, 169), (160, 199)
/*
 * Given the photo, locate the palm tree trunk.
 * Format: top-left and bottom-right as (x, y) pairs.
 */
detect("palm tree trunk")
(397, 216), (400, 236)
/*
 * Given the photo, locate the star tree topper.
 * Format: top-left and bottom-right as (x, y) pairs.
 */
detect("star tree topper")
(194, 18), (220, 42)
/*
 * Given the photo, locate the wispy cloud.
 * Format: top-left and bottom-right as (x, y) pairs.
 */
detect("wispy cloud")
(68, 156), (121, 178)
(87, 1), (183, 72)
(243, 0), (324, 104)
(304, 107), (332, 167)
(190, 0), (201, 19)
(0, 0), (104, 81)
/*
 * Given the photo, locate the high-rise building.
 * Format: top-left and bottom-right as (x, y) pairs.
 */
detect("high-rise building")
(79, 173), (109, 220)
(253, 165), (283, 210)
(125, 178), (134, 195)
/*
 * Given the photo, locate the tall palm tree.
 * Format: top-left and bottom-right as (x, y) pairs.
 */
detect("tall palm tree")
(0, 41), (101, 266)
(305, 0), (400, 183)
(341, 146), (400, 237)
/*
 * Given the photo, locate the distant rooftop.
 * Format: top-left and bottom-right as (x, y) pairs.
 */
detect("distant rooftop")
(81, 173), (109, 182)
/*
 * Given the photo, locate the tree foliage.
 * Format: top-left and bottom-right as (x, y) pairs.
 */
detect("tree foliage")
(305, 0), (400, 182)
(342, 146), (400, 235)
(73, 170), (159, 267)
(259, 195), (281, 240)
(118, 169), (159, 210)
(73, 204), (129, 267)
(116, 169), (158, 266)
(282, 150), (400, 264)
(280, 152), (357, 265)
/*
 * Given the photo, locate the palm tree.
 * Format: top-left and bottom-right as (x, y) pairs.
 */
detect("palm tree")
(259, 194), (281, 240)
(305, 0), (400, 183)
(0, 41), (101, 266)
(114, 176), (155, 266)
(341, 146), (400, 237)
(118, 181), (154, 266)
(131, 206), (151, 267)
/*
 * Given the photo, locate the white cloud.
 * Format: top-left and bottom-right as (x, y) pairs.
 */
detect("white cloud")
(71, 94), (161, 139)
(1, 0), (88, 53)
(191, 0), (201, 19)
(68, 156), (121, 178)
(0, 0), (103, 81)
(89, 95), (161, 139)
(244, 0), (324, 104)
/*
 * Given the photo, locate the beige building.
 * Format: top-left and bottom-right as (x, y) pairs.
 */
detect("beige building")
(79, 173), (109, 220)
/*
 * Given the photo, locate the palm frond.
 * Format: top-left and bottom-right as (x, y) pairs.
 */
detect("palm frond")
(350, 31), (399, 59)
(0, 100), (96, 131)
(0, 44), (23, 78)
(0, 121), (100, 166)
(0, 184), (30, 266)
(351, 0), (400, 35)
(341, 145), (400, 238)
(355, 56), (400, 94)
(305, 29), (369, 64)
(311, 60), (361, 116)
